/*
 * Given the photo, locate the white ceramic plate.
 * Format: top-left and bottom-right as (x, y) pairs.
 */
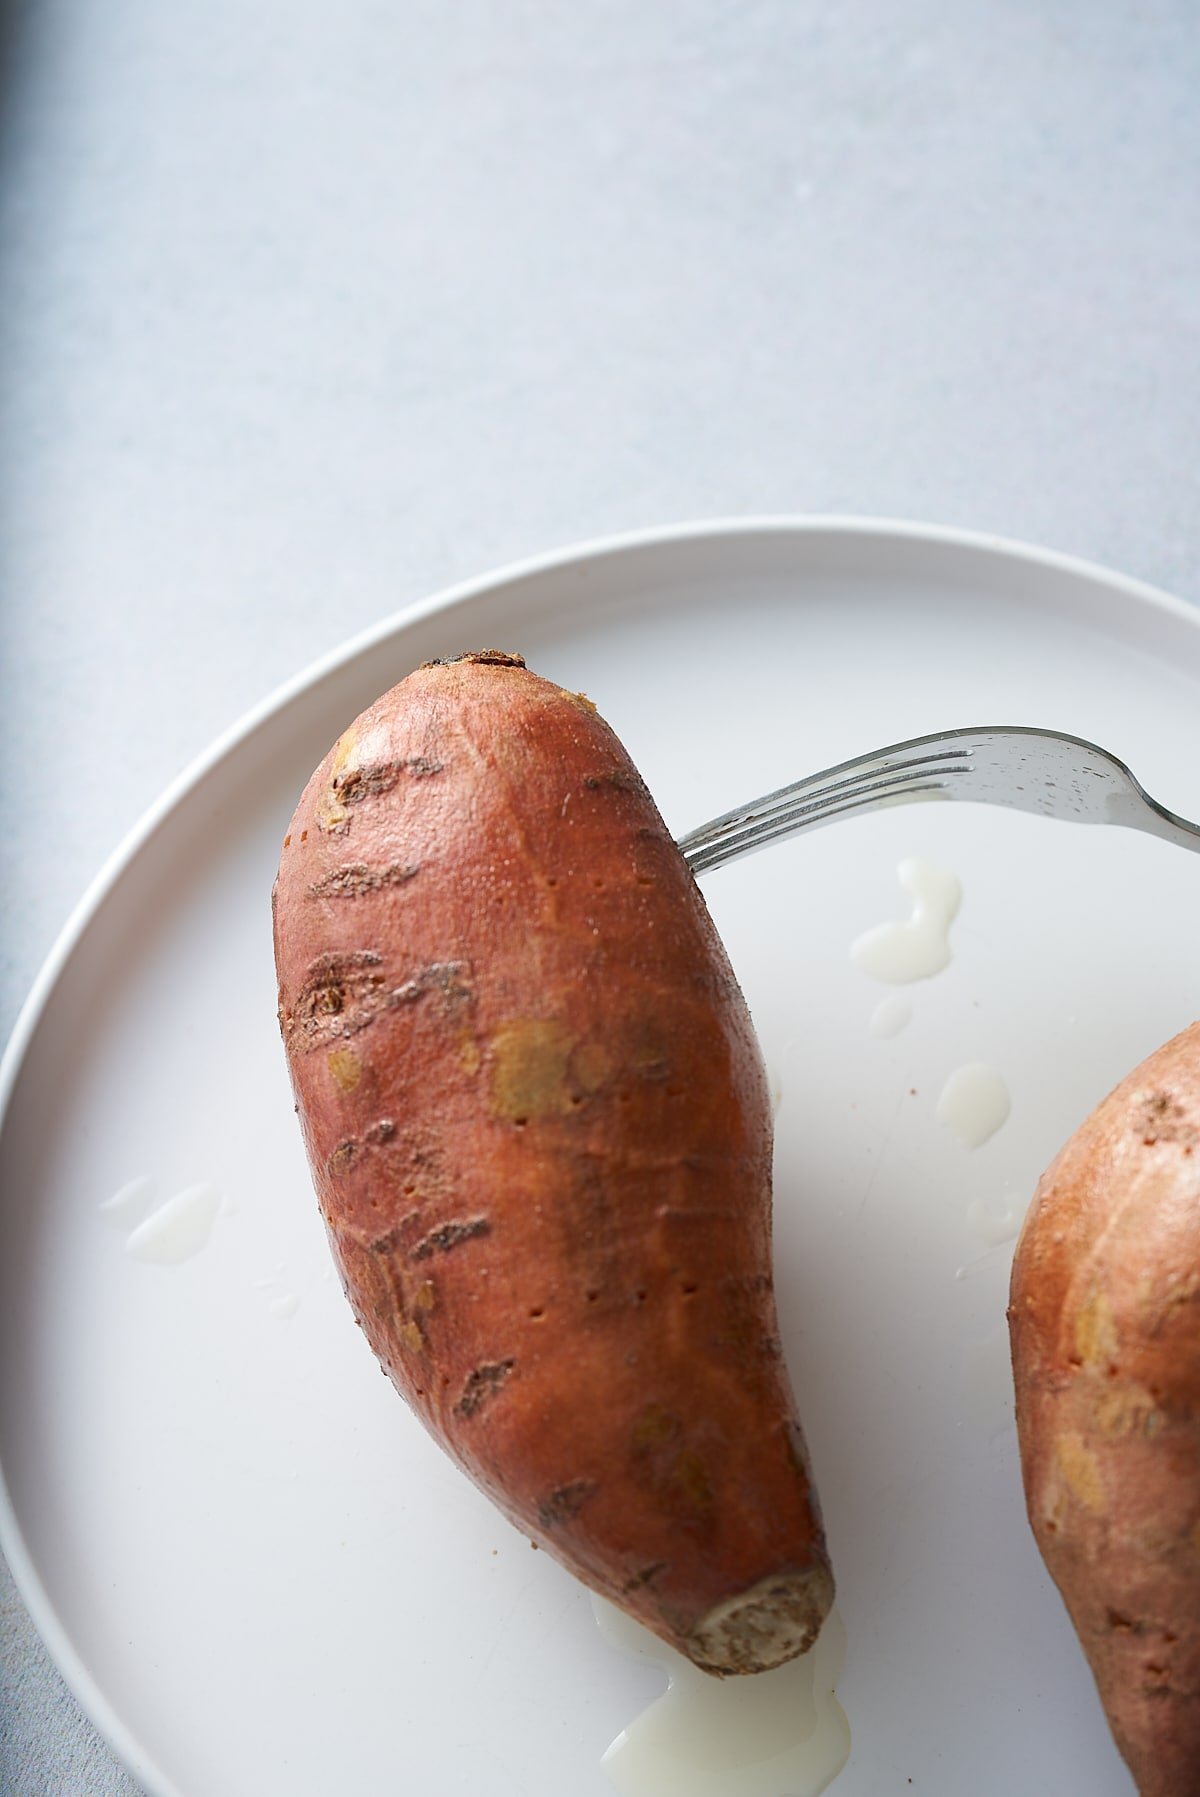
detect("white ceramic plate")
(3, 520), (1198, 1797)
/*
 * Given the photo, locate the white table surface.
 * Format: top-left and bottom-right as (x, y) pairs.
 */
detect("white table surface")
(2, 2), (1198, 1792)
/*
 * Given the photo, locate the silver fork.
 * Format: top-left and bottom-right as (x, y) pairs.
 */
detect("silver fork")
(677, 727), (1200, 875)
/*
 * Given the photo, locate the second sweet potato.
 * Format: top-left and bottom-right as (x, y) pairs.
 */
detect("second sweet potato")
(1009, 1020), (1200, 1795)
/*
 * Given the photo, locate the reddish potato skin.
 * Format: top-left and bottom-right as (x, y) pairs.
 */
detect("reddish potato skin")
(272, 652), (833, 1673)
(1009, 1021), (1200, 1795)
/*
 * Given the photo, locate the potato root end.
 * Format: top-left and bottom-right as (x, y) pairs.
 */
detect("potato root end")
(686, 1565), (836, 1676)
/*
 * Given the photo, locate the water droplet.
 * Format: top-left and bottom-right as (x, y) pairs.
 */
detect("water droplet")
(868, 995), (913, 1038)
(99, 1176), (155, 1231)
(936, 1064), (1011, 1148)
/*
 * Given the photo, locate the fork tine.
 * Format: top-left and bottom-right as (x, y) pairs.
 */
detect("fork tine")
(742, 751), (972, 822)
(682, 778), (957, 872)
(678, 742), (974, 858)
(678, 747), (974, 859)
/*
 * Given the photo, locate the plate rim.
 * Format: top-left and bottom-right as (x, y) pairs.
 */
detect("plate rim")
(2, 511), (1197, 1794)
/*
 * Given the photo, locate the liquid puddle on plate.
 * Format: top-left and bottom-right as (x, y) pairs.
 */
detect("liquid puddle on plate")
(965, 1192), (1026, 1247)
(851, 858), (961, 984)
(854, 859), (1013, 1153)
(867, 994), (912, 1038)
(594, 1599), (849, 1797)
(102, 1183), (309, 1318)
(100, 1177), (223, 1265)
(954, 1191), (1029, 1281)
(935, 1063), (1011, 1148)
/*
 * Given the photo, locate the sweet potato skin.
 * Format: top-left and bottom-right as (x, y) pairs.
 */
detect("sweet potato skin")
(272, 651), (833, 1673)
(1008, 1021), (1200, 1796)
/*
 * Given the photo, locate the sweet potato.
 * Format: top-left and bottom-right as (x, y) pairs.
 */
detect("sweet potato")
(272, 650), (833, 1674)
(1008, 1021), (1200, 1795)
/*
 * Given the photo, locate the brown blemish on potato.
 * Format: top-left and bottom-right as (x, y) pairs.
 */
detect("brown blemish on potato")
(1106, 1608), (1139, 1633)
(342, 1228), (411, 1336)
(414, 1279), (436, 1312)
(285, 949), (388, 1051)
(454, 1359), (516, 1419)
(398, 1318), (425, 1354)
(326, 1138), (361, 1177)
(1136, 1087), (1200, 1148)
(582, 766), (644, 795)
(623, 1561), (667, 1593)
(310, 862), (421, 899)
(422, 649), (525, 669)
(1057, 1433), (1106, 1514)
(325, 1117), (397, 1177)
(410, 1217), (491, 1261)
(536, 1479), (598, 1529)
(460, 1038), (482, 1076)
(488, 1019), (577, 1120)
(333, 757), (445, 806)
(327, 1046), (363, 1092)
(392, 961), (475, 1011)
(335, 762), (401, 803)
